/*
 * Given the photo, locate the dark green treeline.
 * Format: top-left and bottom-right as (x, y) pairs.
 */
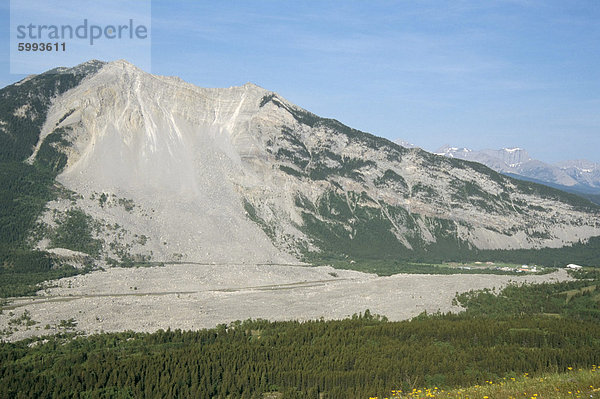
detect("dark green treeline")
(1, 314), (599, 398)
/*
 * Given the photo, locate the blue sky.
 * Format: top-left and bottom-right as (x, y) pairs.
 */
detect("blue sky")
(1, 0), (599, 163)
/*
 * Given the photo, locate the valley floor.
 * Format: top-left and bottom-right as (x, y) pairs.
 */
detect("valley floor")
(0, 264), (571, 341)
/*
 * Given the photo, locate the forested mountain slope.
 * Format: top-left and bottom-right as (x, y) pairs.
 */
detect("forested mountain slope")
(1, 60), (599, 271)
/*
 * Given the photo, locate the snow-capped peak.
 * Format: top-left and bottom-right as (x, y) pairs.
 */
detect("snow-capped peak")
(433, 145), (472, 157)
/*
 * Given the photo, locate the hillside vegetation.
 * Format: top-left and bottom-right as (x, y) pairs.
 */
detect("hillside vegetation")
(0, 69), (102, 297)
(3, 269), (598, 397)
(0, 313), (598, 398)
(0, 62), (599, 298)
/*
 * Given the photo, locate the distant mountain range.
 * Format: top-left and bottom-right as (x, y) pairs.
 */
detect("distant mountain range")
(394, 141), (600, 205)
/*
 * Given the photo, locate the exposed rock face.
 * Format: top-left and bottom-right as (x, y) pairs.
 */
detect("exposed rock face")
(11, 60), (600, 263)
(29, 61), (295, 264)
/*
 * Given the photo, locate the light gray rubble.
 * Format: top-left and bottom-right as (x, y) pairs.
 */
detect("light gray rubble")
(0, 265), (571, 342)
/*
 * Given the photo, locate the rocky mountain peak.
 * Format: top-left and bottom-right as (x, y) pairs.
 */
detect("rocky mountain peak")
(3, 60), (599, 266)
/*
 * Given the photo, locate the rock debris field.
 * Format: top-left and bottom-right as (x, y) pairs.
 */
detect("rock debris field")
(0, 264), (571, 341)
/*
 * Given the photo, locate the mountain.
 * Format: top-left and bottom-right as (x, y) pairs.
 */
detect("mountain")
(555, 159), (600, 189)
(1, 60), (600, 269)
(434, 145), (600, 205)
(435, 146), (533, 167)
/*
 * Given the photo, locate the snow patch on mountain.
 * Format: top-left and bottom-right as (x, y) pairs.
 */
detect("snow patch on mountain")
(434, 145), (584, 187)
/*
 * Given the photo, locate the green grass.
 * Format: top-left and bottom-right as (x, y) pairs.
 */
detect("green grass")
(386, 367), (600, 398)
